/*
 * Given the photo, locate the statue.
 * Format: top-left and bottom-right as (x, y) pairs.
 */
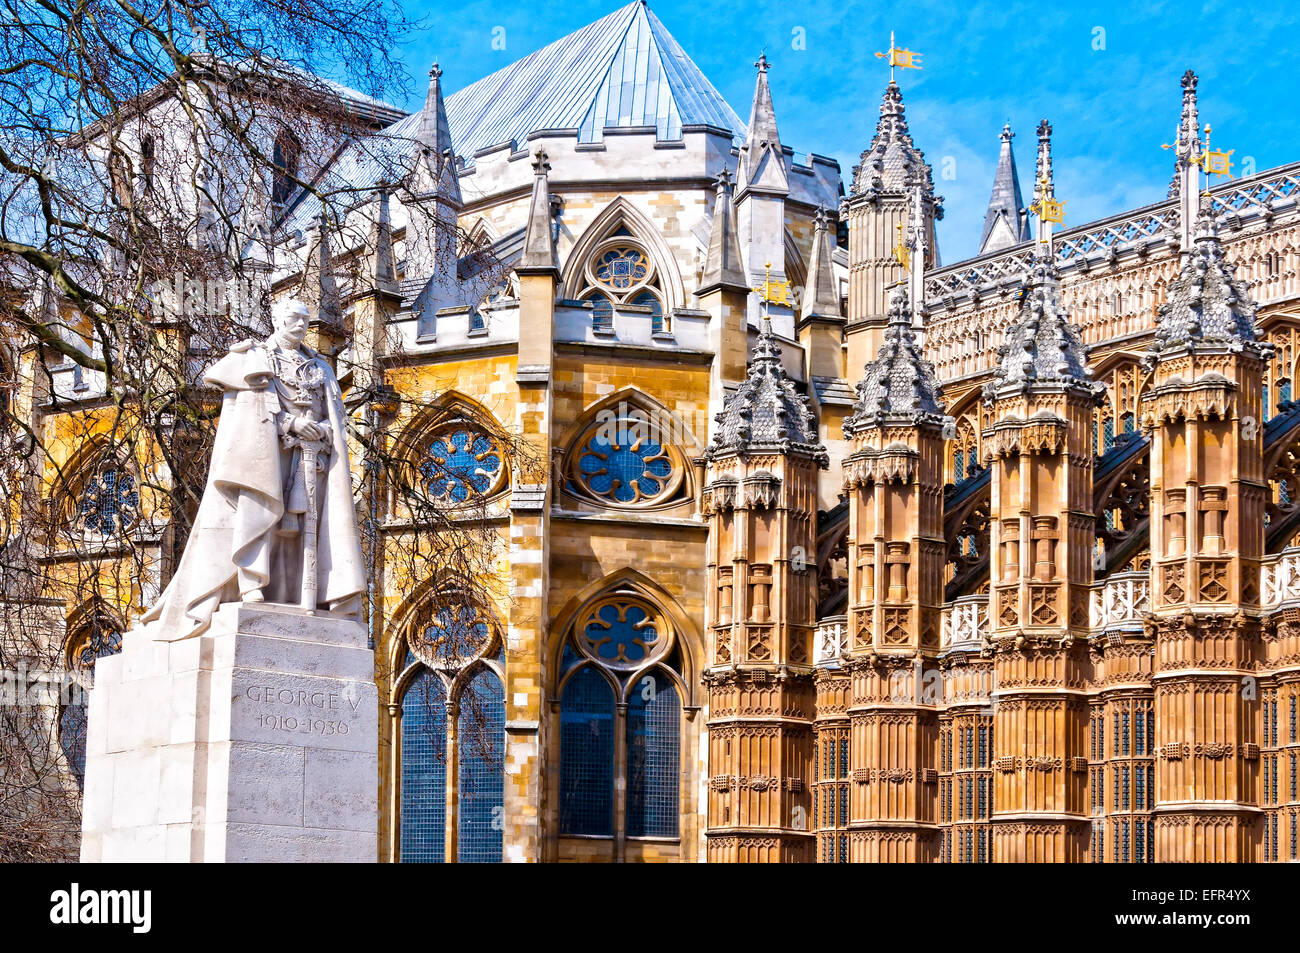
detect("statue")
(140, 299), (366, 640)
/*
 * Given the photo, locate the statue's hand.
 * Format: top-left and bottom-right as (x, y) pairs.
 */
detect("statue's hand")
(291, 418), (327, 441)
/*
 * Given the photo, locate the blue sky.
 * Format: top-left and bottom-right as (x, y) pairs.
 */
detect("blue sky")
(384, 0), (1300, 262)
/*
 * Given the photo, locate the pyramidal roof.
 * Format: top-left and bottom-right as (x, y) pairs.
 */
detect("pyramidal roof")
(446, 1), (746, 154)
(978, 124), (1029, 255)
(985, 253), (1101, 399)
(281, 2), (745, 233)
(1149, 196), (1264, 356)
(844, 286), (944, 435)
(706, 318), (826, 462)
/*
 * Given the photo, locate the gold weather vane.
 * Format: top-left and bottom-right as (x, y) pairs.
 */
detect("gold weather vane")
(1200, 124), (1234, 177)
(1030, 174), (1066, 224)
(755, 261), (792, 307)
(1162, 123), (1233, 189)
(893, 221), (911, 270)
(874, 31), (922, 82)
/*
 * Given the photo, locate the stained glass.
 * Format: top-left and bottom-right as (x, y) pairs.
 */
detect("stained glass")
(581, 600), (661, 666)
(576, 425), (673, 504)
(400, 669), (448, 863)
(80, 469), (138, 535)
(411, 603), (491, 667)
(594, 247), (649, 290)
(59, 702), (88, 788)
(626, 675), (680, 837)
(420, 429), (502, 502)
(559, 667), (615, 835)
(457, 667), (505, 862)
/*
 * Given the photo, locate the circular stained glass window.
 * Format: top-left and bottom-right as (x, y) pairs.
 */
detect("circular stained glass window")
(79, 468), (139, 535)
(575, 596), (671, 670)
(569, 413), (682, 507)
(409, 602), (494, 669)
(419, 428), (505, 503)
(65, 619), (122, 689)
(593, 247), (650, 292)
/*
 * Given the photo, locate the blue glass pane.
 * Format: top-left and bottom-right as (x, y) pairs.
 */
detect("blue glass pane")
(559, 667), (615, 835)
(59, 702), (88, 788)
(81, 469), (138, 534)
(457, 667), (505, 862)
(590, 294), (613, 331)
(414, 604), (489, 664)
(630, 291), (663, 333)
(577, 426), (673, 504)
(400, 670), (447, 863)
(583, 601), (660, 665)
(1282, 380), (1293, 406)
(420, 429), (502, 502)
(626, 675), (680, 837)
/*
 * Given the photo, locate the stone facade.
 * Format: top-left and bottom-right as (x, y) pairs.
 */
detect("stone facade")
(29, 5), (1300, 862)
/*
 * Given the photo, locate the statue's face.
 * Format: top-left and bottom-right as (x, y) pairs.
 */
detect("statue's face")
(272, 301), (309, 347)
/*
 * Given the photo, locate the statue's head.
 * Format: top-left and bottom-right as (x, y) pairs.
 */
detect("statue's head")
(271, 299), (310, 347)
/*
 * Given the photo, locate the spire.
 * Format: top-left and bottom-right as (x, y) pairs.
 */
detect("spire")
(1168, 69), (1201, 200)
(1148, 194), (1264, 357)
(300, 213), (341, 328)
(413, 63), (462, 206)
(978, 124), (1029, 255)
(1168, 70), (1204, 257)
(850, 81), (936, 201)
(1031, 119), (1056, 251)
(985, 253), (1100, 401)
(905, 178), (927, 322)
(706, 317), (826, 462)
(736, 53), (788, 197)
(843, 285), (943, 436)
(700, 169), (748, 293)
(367, 185), (399, 296)
(801, 207), (841, 321)
(518, 148), (558, 274)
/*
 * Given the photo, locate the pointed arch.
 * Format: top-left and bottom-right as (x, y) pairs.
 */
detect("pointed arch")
(561, 196), (685, 311)
(388, 390), (511, 511)
(556, 386), (698, 510)
(549, 566), (701, 702)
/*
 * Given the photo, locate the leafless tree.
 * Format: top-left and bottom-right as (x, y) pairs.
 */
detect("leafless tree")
(0, 0), (521, 860)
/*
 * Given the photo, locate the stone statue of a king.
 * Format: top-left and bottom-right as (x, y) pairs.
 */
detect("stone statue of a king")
(140, 298), (366, 640)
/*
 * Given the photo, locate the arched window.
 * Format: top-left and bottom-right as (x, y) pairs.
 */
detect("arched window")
(950, 417), (977, 484)
(140, 135), (155, 192)
(399, 668), (447, 863)
(272, 129), (302, 208)
(457, 666), (505, 862)
(557, 589), (685, 841)
(61, 448), (140, 539)
(418, 427), (505, 504)
(575, 227), (669, 334)
(402, 408), (509, 512)
(559, 666), (615, 835)
(625, 674), (680, 837)
(395, 595), (505, 863)
(60, 608), (123, 787)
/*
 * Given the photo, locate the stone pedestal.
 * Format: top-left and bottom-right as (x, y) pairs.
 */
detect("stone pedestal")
(80, 602), (377, 862)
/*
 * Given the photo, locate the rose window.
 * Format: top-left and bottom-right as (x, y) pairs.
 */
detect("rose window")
(575, 596), (670, 670)
(409, 602), (493, 668)
(419, 428), (504, 503)
(79, 468), (138, 535)
(594, 247), (650, 291)
(569, 413), (682, 507)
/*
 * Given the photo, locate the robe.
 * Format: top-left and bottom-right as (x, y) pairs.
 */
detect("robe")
(139, 339), (366, 640)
